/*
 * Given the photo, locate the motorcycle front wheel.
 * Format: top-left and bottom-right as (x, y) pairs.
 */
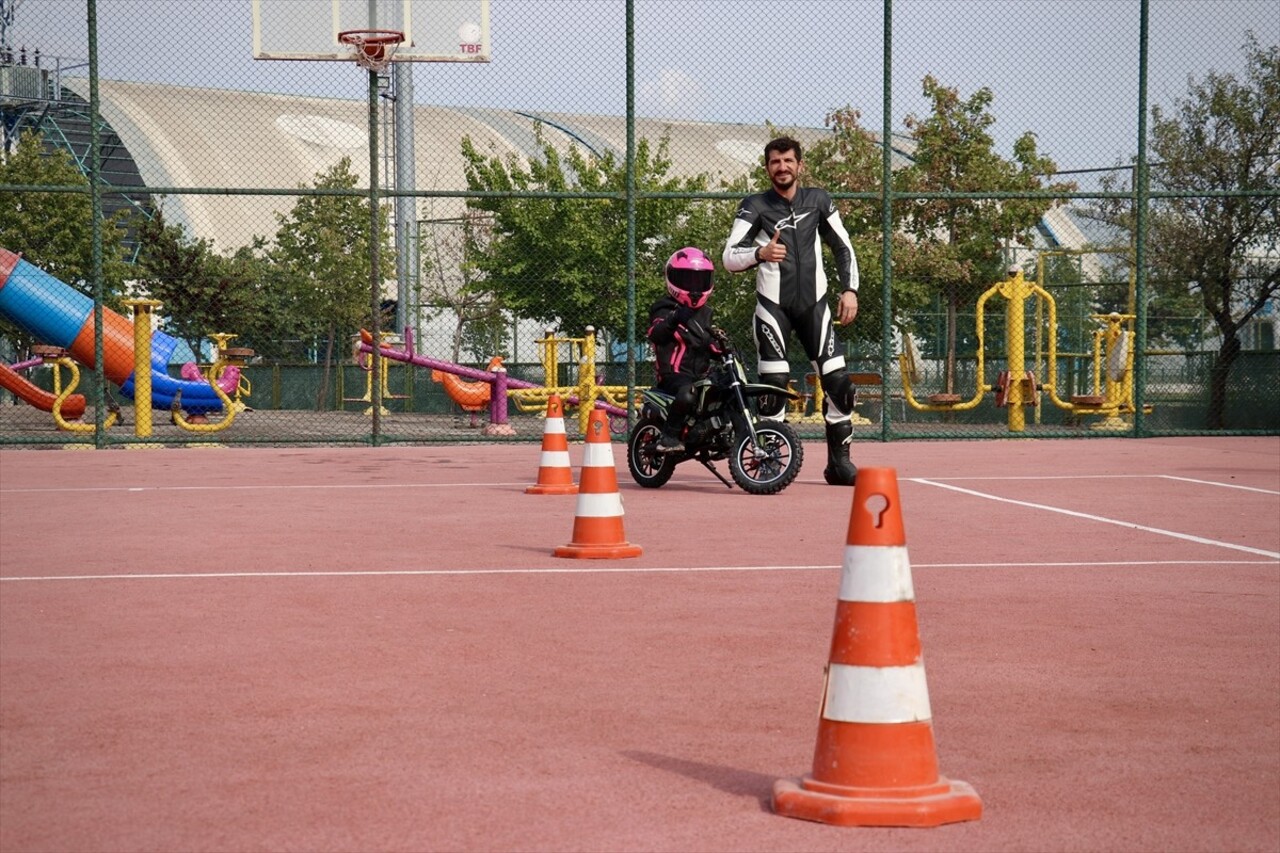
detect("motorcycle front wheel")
(627, 415), (677, 488)
(730, 420), (804, 495)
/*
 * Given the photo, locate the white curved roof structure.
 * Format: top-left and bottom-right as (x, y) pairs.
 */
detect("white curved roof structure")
(61, 78), (919, 251)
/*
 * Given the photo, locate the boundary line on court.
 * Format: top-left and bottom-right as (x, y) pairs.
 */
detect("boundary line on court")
(0, 482), (531, 494)
(1155, 474), (1279, 494)
(3, 472), (1277, 496)
(910, 477), (1280, 558)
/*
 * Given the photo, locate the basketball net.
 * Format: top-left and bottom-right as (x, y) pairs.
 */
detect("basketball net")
(338, 29), (404, 73)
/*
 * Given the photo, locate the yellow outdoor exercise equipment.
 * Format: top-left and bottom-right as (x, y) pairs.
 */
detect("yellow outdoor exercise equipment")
(507, 327), (639, 433)
(899, 267), (1140, 432)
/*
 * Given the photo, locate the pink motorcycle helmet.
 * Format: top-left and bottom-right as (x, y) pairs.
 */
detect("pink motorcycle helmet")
(665, 247), (715, 309)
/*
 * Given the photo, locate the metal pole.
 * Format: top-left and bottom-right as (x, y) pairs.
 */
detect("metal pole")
(368, 66), (382, 443)
(880, 0), (893, 442)
(85, 0), (106, 446)
(624, 0), (637, 425)
(124, 299), (162, 438)
(393, 62), (416, 334)
(1005, 272), (1028, 433)
(1132, 0), (1150, 437)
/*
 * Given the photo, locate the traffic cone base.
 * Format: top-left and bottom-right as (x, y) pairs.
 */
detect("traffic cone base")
(525, 454), (577, 494)
(772, 467), (979, 828)
(554, 539), (642, 559)
(772, 776), (982, 828)
(554, 410), (641, 559)
(526, 394), (578, 495)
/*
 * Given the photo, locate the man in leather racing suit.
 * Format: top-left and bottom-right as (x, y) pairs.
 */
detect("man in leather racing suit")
(722, 136), (861, 485)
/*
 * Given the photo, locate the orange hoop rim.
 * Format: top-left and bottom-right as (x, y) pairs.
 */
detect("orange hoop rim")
(337, 29), (405, 71)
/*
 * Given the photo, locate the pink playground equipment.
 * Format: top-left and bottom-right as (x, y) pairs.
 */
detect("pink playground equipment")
(356, 327), (634, 435)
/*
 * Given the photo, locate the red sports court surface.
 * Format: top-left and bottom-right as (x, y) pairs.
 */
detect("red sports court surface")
(1, 436), (1277, 852)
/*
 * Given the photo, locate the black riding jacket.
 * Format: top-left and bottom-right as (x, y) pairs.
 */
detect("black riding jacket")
(646, 296), (718, 384)
(722, 186), (858, 310)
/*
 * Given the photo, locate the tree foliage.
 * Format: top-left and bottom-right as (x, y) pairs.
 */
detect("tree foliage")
(133, 206), (272, 361)
(1093, 34), (1279, 429)
(0, 131), (132, 346)
(267, 156), (395, 406)
(894, 76), (1076, 389)
(1147, 35), (1278, 428)
(460, 129), (732, 343)
(803, 108), (931, 356)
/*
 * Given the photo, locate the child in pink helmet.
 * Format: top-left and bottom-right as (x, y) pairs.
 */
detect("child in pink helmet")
(645, 247), (721, 453)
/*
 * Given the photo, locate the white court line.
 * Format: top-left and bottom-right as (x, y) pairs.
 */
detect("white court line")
(0, 482), (530, 494)
(1157, 474), (1280, 495)
(910, 474), (1280, 493)
(0, 474), (1151, 495)
(1, 559), (1274, 583)
(906, 474), (1159, 480)
(3, 472), (1277, 496)
(911, 478), (1280, 558)
(0, 473), (1196, 494)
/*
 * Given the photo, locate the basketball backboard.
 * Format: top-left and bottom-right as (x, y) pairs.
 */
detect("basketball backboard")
(252, 0), (489, 63)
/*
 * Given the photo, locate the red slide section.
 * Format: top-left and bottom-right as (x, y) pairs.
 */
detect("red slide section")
(0, 362), (86, 419)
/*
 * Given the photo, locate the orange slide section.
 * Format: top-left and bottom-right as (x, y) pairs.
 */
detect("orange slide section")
(0, 362), (86, 419)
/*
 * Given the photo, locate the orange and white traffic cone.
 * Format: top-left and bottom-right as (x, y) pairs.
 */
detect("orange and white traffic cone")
(526, 394), (578, 495)
(553, 408), (641, 559)
(772, 467), (981, 827)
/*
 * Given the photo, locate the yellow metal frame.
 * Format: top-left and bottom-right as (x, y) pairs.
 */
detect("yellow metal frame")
(116, 299), (235, 435)
(170, 383), (235, 432)
(898, 267), (1140, 432)
(1033, 250), (1138, 430)
(899, 274), (1008, 418)
(507, 327), (640, 433)
(1071, 313), (1137, 430)
(122, 299), (164, 436)
(38, 351), (119, 433)
(345, 331), (407, 416)
(205, 333), (255, 414)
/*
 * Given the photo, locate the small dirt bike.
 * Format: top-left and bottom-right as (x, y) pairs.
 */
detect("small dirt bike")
(627, 330), (804, 495)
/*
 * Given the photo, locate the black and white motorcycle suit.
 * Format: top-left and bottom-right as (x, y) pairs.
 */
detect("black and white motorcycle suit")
(722, 185), (861, 485)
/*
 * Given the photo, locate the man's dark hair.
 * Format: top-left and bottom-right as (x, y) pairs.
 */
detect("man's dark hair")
(764, 136), (803, 162)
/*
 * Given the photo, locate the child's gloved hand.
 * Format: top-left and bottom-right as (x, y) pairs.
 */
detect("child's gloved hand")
(673, 305), (695, 325)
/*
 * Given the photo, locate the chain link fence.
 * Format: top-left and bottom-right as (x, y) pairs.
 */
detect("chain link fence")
(1, 0), (1276, 447)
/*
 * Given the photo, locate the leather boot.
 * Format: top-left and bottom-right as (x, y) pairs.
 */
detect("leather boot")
(823, 420), (857, 486)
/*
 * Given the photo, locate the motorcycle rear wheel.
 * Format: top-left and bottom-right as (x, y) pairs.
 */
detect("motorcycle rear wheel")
(627, 415), (677, 488)
(730, 420), (803, 495)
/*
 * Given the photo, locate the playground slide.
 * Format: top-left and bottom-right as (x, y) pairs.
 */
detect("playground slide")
(0, 361), (87, 419)
(0, 248), (234, 413)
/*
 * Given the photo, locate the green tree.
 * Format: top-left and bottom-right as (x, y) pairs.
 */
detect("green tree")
(269, 156), (394, 408)
(460, 129), (731, 343)
(133, 206), (270, 362)
(222, 241), (305, 362)
(896, 77), (1076, 392)
(1097, 35), (1278, 429)
(803, 108), (934, 357)
(0, 130), (132, 345)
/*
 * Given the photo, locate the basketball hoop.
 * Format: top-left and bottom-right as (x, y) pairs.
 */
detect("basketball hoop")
(338, 29), (405, 72)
